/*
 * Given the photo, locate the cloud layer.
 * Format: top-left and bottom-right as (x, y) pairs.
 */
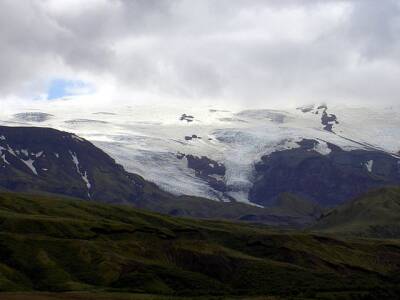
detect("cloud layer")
(1, 0), (399, 108)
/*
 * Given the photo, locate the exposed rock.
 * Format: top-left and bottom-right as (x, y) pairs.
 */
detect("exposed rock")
(321, 110), (339, 132)
(180, 114), (194, 122)
(178, 153), (226, 192)
(184, 134), (202, 141)
(311, 105), (340, 132)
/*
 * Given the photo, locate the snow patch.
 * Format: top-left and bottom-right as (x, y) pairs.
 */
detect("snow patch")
(1, 154), (9, 165)
(69, 150), (92, 195)
(69, 151), (80, 173)
(6, 146), (16, 157)
(71, 134), (85, 142)
(313, 141), (332, 155)
(21, 149), (29, 157)
(21, 158), (38, 175)
(365, 160), (374, 173)
(35, 151), (44, 158)
(82, 171), (91, 189)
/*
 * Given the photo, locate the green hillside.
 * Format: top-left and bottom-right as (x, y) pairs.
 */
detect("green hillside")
(312, 187), (400, 238)
(0, 192), (400, 299)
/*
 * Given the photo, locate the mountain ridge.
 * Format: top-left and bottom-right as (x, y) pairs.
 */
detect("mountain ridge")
(0, 125), (319, 227)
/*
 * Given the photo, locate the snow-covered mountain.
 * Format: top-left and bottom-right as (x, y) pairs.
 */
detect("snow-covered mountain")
(1, 102), (400, 206)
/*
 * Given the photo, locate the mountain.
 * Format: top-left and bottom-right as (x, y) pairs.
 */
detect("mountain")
(0, 192), (399, 299)
(0, 125), (317, 227)
(2, 103), (399, 207)
(312, 187), (400, 238)
(249, 139), (400, 206)
(0, 125), (148, 204)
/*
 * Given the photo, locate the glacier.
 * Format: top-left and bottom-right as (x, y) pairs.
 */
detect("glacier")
(1, 101), (399, 204)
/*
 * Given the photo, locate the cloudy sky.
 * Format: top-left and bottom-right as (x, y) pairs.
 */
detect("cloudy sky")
(1, 0), (399, 109)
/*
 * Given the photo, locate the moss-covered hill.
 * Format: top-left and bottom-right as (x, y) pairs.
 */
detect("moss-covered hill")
(0, 192), (400, 299)
(312, 187), (400, 238)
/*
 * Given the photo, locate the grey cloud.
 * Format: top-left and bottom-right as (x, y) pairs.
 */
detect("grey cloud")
(346, 0), (400, 60)
(0, 0), (399, 107)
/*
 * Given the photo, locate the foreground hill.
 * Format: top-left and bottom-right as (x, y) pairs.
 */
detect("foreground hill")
(0, 192), (400, 299)
(312, 187), (400, 238)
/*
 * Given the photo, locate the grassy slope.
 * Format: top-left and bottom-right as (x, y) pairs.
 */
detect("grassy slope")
(0, 192), (400, 299)
(312, 187), (400, 238)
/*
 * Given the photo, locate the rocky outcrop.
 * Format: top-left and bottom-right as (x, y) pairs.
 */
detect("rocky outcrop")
(296, 104), (339, 131)
(321, 109), (339, 132)
(184, 134), (202, 141)
(180, 114), (194, 122)
(177, 153), (226, 192)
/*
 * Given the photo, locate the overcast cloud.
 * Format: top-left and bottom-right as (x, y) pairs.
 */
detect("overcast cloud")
(0, 0), (399, 108)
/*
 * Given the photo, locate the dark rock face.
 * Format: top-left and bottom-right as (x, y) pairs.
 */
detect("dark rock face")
(177, 153), (226, 192)
(0, 126), (146, 204)
(321, 109), (339, 132)
(249, 139), (400, 207)
(180, 114), (194, 122)
(184, 134), (201, 141)
(297, 104), (339, 131)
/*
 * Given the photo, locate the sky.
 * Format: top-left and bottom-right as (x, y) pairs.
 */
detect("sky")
(0, 0), (400, 109)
